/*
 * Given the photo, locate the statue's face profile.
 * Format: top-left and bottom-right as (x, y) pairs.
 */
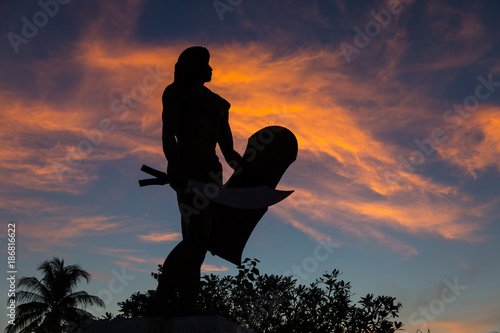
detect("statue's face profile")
(199, 61), (212, 83)
(175, 46), (212, 84)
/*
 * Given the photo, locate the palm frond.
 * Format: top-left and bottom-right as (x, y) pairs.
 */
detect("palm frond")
(17, 277), (53, 304)
(63, 306), (97, 322)
(61, 291), (105, 309)
(7, 304), (46, 333)
(15, 290), (47, 304)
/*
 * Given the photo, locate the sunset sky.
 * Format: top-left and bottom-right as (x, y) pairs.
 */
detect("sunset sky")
(1, 0), (500, 331)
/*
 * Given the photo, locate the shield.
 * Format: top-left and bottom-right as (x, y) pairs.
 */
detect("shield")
(209, 126), (298, 265)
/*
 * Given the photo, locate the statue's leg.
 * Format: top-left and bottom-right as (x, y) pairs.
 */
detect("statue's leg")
(151, 162), (223, 317)
(177, 198), (214, 315)
(149, 240), (187, 316)
(150, 191), (213, 316)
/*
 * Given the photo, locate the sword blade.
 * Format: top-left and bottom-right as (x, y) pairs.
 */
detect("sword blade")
(189, 180), (293, 209)
(139, 165), (293, 209)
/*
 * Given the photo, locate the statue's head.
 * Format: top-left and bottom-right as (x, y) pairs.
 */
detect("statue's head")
(174, 46), (212, 84)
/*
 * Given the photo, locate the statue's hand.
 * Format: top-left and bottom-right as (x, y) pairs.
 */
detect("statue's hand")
(167, 164), (188, 191)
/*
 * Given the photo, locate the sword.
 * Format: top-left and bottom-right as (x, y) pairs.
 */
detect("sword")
(138, 164), (293, 209)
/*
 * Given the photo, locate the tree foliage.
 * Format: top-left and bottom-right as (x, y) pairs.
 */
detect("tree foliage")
(198, 259), (403, 333)
(5, 257), (104, 333)
(117, 290), (155, 319)
(118, 259), (403, 333)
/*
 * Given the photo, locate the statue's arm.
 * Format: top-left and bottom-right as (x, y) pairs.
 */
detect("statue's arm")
(219, 109), (244, 170)
(162, 89), (187, 189)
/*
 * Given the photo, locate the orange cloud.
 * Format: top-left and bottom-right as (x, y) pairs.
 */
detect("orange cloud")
(94, 246), (228, 274)
(96, 248), (145, 255)
(23, 216), (124, 240)
(407, 305), (500, 333)
(437, 106), (500, 178)
(1, 1), (498, 259)
(138, 232), (182, 243)
(201, 264), (230, 273)
(94, 247), (164, 272)
(7, 213), (145, 253)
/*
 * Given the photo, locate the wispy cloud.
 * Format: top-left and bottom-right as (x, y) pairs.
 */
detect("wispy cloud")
(138, 232), (182, 243)
(94, 247), (164, 273)
(201, 264), (230, 273)
(1, 0), (499, 270)
(437, 106), (500, 178)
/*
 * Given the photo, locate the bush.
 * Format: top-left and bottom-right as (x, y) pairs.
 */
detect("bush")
(118, 259), (403, 333)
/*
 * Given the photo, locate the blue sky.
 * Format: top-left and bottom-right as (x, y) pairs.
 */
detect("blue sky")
(1, 0), (500, 332)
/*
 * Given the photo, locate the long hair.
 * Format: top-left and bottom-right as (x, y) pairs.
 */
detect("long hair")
(174, 46), (210, 84)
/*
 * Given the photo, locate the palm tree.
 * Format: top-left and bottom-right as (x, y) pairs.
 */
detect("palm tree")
(5, 257), (105, 333)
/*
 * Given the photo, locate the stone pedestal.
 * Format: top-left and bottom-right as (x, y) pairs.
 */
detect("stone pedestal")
(79, 315), (255, 333)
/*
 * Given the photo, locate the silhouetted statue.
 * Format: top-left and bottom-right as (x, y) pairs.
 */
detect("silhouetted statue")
(143, 46), (298, 318)
(147, 46), (245, 316)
